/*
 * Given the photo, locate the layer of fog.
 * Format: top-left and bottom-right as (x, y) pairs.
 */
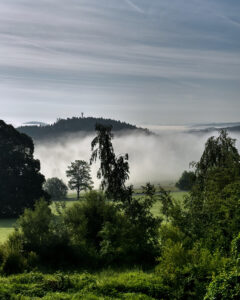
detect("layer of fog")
(34, 130), (240, 188)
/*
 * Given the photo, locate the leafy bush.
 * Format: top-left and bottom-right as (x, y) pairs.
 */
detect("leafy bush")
(3, 199), (73, 268)
(156, 240), (228, 299)
(17, 198), (53, 253)
(1, 250), (26, 275)
(64, 191), (123, 266)
(0, 230), (27, 274)
(204, 268), (240, 300)
(204, 233), (240, 299)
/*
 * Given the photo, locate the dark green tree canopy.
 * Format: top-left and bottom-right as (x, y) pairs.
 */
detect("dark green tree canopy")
(193, 129), (240, 183)
(44, 177), (68, 200)
(90, 123), (130, 201)
(176, 170), (196, 191)
(0, 120), (48, 217)
(66, 160), (93, 199)
(167, 130), (240, 252)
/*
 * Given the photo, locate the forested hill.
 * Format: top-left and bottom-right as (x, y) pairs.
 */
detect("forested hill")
(17, 117), (149, 140)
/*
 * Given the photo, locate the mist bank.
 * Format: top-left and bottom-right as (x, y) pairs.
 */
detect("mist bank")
(34, 130), (240, 188)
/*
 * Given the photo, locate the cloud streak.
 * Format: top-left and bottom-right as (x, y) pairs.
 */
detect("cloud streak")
(124, 0), (145, 14)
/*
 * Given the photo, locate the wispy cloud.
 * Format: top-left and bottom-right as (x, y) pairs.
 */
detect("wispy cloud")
(124, 0), (145, 14)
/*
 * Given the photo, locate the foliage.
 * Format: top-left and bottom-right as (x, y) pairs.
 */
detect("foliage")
(44, 177), (68, 200)
(90, 125), (163, 265)
(0, 120), (49, 217)
(4, 199), (71, 268)
(160, 130), (240, 253)
(0, 270), (169, 299)
(205, 233), (240, 299)
(66, 160), (93, 199)
(90, 123), (130, 201)
(158, 186), (174, 221)
(204, 267), (240, 300)
(64, 191), (119, 252)
(1, 250), (26, 275)
(120, 183), (162, 265)
(154, 130), (240, 298)
(156, 238), (228, 299)
(176, 170), (196, 191)
(192, 129), (240, 187)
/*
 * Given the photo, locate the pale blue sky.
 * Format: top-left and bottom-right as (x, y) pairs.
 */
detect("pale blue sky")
(0, 0), (240, 126)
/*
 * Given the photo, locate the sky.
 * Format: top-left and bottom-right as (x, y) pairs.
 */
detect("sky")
(0, 0), (240, 127)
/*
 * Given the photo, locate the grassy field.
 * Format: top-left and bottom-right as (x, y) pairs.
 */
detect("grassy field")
(0, 191), (188, 244)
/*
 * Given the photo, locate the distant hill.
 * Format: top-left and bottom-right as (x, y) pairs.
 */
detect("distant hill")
(191, 122), (240, 128)
(189, 124), (240, 135)
(226, 125), (240, 132)
(17, 117), (150, 140)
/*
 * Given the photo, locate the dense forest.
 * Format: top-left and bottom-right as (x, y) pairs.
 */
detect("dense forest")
(1, 120), (240, 299)
(17, 117), (149, 141)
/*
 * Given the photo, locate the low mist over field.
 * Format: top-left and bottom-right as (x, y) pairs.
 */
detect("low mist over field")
(34, 130), (240, 187)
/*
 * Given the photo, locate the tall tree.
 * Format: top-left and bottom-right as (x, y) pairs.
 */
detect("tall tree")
(0, 120), (48, 217)
(66, 160), (93, 199)
(167, 130), (240, 252)
(90, 123), (130, 201)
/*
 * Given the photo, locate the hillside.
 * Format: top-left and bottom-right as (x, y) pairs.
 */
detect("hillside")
(189, 124), (240, 135)
(17, 117), (149, 140)
(226, 125), (240, 132)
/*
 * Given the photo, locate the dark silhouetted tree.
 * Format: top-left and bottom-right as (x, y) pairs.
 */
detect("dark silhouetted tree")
(44, 177), (68, 199)
(0, 120), (48, 217)
(66, 160), (93, 199)
(90, 123), (130, 201)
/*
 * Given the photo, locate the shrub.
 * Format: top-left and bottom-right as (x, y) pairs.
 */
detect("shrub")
(1, 250), (26, 275)
(17, 198), (53, 253)
(204, 268), (240, 300)
(64, 191), (119, 250)
(156, 240), (228, 299)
